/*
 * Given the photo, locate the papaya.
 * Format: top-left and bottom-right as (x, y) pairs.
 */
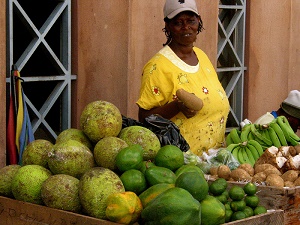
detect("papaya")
(138, 183), (174, 208)
(175, 171), (209, 202)
(201, 195), (226, 225)
(105, 191), (143, 225)
(175, 164), (204, 178)
(141, 187), (201, 225)
(144, 166), (176, 186)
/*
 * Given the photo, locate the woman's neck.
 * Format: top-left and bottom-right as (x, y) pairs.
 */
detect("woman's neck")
(168, 43), (198, 66)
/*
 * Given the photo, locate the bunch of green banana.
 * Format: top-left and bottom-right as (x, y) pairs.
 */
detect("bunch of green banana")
(225, 128), (242, 146)
(274, 116), (300, 146)
(226, 140), (264, 167)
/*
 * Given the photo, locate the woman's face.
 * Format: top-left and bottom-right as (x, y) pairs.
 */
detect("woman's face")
(166, 11), (200, 46)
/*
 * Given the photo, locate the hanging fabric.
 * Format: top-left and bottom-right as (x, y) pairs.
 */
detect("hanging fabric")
(6, 66), (18, 164)
(6, 65), (35, 165)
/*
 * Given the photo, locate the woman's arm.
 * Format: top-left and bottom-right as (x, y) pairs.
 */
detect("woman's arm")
(138, 100), (198, 122)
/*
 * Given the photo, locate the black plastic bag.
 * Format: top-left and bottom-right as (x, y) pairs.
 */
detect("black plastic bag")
(122, 114), (190, 152)
(122, 115), (144, 128)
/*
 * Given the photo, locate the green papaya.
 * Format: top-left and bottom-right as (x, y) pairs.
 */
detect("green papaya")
(141, 187), (201, 225)
(201, 195), (226, 225)
(175, 164), (205, 178)
(138, 183), (174, 208)
(144, 166), (176, 186)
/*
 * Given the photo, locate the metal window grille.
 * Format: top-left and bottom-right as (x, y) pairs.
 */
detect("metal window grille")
(6, 0), (76, 142)
(217, 0), (247, 129)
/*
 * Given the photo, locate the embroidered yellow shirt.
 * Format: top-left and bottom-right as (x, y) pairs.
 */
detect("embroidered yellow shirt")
(137, 46), (230, 156)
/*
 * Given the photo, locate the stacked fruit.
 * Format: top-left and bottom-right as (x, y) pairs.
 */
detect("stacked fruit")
(226, 116), (300, 165)
(209, 178), (267, 223)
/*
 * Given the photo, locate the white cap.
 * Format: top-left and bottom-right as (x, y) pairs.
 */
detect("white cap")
(163, 0), (199, 19)
(281, 90), (300, 119)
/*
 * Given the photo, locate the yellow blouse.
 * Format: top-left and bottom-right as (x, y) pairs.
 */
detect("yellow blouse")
(137, 46), (230, 156)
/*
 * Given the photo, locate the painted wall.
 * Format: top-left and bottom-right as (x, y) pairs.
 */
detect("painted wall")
(245, 0), (300, 123)
(1, 0), (299, 167)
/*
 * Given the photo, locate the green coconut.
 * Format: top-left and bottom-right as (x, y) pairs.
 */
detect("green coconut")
(11, 165), (52, 204)
(93, 136), (128, 171)
(0, 164), (21, 197)
(48, 140), (96, 179)
(22, 139), (54, 168)
(56, 128), (93, 150)
(79, 167), (125, 219)
(41, 174), (81, 213)
(118, 126), (161, 161)
(80, 100), (123, 143)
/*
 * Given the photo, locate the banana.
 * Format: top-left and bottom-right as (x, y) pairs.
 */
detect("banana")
(247, 131), (255, 141)
(245, 146), (255, 166)
(241, 148), (250, 164)
(280, 116), (300, 141)
(247, 139), (264, 157)
(225, 133), (234, 146)
(269, 121), (288, 146)
(237, 147), (246, 164)
(276, 116), (292, 143)
(267, 126), (282, 148)
(250, 124), (273, 147)
(231, 145), (240, 161)
(229, 128), (242, 144)
(226, 143), (240, 152)
(261, 125), (271, 141)
(287, 135), (300, 146)
(240, 124), (251, 142)
(246, 141), (260, 161)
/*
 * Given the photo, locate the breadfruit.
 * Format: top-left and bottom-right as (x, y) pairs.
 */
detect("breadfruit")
(118, 126), (161, 161)
(79, 167), (125, 219)
(93, 136), (128, 171)
(80, 100), (122, 143)
(48, 140), (96, 179)
(56, 128), (93, 150)
(11, 165), (52, 204)
(22, 139), (54, 168)
(41, 174), (81, 212)
(0, 164), (21, 197)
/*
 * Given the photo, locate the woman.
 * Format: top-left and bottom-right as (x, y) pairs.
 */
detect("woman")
(136, 0), (230, 156)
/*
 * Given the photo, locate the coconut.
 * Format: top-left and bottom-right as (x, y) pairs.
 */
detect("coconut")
(80, 100), (123, 143)
(48, 140), (96, 179)
(0, 164), (21, 197)
(22, 139), (54, 168)
(11, 165), (52, 204)
(41, 174), (81, 213)
(56, 128), (93, 150)
(93, 136), (128, 171)
(118, 126), (161, 161)
(79, 167), (125, 219)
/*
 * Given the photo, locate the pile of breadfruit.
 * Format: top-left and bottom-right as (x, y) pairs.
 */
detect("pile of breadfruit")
(210, 145), (300, 188)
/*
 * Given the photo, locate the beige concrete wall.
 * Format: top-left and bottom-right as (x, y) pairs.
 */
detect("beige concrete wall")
(1, 1), (299, 166)
(245, 0), (300, 122)
(0, 0), (6, 167)
(72, 0), (219, 127)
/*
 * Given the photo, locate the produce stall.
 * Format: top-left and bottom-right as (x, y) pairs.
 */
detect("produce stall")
(1, 100), (299, 225)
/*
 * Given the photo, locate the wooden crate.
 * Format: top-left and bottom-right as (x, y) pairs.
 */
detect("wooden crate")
(0, 196), (120, 225)
(225, 210), (284, 225)
(0, 195), (284, 225)
(226, 181), (300, 225)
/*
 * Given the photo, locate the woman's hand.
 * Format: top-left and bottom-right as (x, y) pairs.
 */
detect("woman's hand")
(178, 101), (198, 118)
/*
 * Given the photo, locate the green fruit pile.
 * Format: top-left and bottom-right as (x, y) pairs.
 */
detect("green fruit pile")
(209, 178), (267, 223)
